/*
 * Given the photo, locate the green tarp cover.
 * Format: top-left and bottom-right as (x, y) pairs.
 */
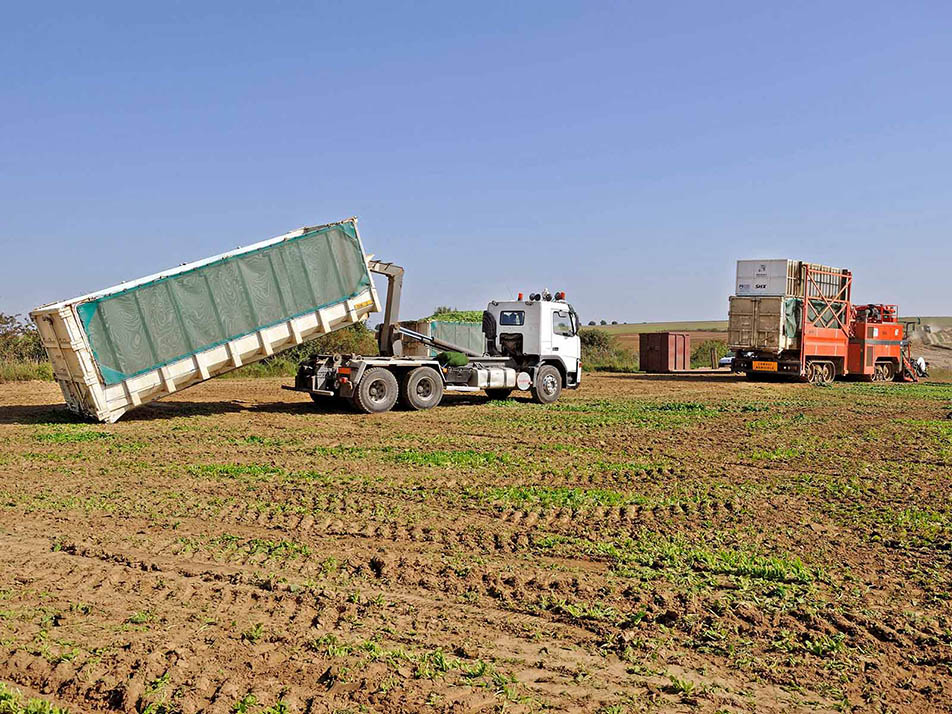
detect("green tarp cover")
(430, 321), (485, 357)
(784, 297), (847, 335)
(77, 222), (370, 385)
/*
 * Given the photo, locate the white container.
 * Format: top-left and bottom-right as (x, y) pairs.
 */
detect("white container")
(735, 259), (798, 297)
(30, 218), (380, 423)
(736, 259), (849, 299)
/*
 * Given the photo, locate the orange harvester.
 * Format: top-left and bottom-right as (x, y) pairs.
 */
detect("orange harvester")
(731, 265), (920, 383)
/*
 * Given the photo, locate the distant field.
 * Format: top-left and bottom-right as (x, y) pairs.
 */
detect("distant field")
(591, 320), (727, 334)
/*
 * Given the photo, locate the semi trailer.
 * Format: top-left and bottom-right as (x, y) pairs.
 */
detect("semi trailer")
(30, 217), (581, 421)
(728, 260), (920, 383)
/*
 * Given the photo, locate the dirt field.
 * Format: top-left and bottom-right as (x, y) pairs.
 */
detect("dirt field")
(0, 375), (950, 713)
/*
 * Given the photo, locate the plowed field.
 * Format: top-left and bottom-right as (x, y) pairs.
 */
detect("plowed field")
(0, 374), (949, 713)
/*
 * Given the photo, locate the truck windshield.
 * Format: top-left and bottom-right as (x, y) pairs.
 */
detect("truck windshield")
(500, 311), (525, 326)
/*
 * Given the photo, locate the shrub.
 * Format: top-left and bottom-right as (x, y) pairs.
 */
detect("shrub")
(425, 310), (482, 323)
(0, 313), (52, 382)
(691, 339), (729, 369)
(229, 323), (379, 378)
(578, 328), (637, 372)
(0, 313), (45, 362)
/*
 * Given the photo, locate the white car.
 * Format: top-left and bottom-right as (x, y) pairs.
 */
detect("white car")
(719, 352), (735, 368)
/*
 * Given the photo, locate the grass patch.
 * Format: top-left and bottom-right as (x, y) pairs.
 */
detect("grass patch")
(186, 463), (285, 480)
(747, 445), (805, 461)
(309, 445), (370, 458)
(536, 531), (821, 585)
(0, 360), (53, 382)
(34, 427), (111, 444)
(210, 534), (311, 559)
(0, 682), (69, 714)
(389, 448), (511, 468)
(485, 399), (719, 430)
(484, 485), (642, 509)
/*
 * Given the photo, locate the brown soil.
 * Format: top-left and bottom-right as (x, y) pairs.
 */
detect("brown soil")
(0, 374), (949, 713)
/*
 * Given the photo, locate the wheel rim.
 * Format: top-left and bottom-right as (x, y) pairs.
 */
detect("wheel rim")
(368, 378), (389, 403)
(415, 379), (433, 399)
(823, 363), (834, 382)
(541, 373), (558, 396)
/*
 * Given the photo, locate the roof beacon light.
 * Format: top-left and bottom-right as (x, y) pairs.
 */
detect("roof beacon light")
(518, 292), (523, 301)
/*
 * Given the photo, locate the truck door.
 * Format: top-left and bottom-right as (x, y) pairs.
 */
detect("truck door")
(551, 308), (580, 373)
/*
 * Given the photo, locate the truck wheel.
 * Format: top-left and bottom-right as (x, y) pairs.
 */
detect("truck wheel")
(531, 365), (562, 404)
(352, 367), (399, 413)
(485, 388), (513, 401)
(400, 367), (443, 410)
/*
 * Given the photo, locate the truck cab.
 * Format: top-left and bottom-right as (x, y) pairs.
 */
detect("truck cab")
(483, 296), (582, 393)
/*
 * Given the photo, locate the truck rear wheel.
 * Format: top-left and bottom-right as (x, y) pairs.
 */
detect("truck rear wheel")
(531, 365), (562, 404)
(352, 367), (399, 414)
(400, 367), (443, 410)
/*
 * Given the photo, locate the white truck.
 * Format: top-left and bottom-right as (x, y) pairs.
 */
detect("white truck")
(288, 266), (583, 412)
(30, 217), (581, 421)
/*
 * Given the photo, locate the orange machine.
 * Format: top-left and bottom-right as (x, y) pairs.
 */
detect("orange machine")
(846, 304), (908, 381)
(732, 266), (920, 383)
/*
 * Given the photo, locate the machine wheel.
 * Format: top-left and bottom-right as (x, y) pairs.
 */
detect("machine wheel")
(399, 367), (443, 410)
(352, 367), (399, 413)
(485, 388), (514, 401)
(806, 361), (832, 385)
(872, 361), (896, 382)
(531, 365), (562, 404)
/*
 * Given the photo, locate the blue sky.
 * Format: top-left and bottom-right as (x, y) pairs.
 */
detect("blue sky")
(1, 2), (950, 323)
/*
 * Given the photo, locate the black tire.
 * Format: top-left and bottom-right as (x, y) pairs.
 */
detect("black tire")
(531, 365), (562, 404)
(352, 367), (399, 414)
(485, 388), (514, 401)
(400, 367), (443, 410)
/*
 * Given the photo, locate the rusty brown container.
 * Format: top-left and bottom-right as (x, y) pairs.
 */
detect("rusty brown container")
(639, 332), (691, 372)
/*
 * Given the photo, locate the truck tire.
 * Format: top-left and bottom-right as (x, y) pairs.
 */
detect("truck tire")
(400, 367), (443, 410)
(531, 365), (562, 404)
(485, 388), (513, 401)
(352, 367), (399, 414)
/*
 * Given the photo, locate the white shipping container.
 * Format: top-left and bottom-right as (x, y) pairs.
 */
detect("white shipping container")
(735, 259), (797, 296)
(735, 259), (849, 299)
(30, 218), (380, 423)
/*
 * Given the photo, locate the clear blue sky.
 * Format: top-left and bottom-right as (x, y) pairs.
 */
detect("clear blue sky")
(2, 2), (950, 323)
